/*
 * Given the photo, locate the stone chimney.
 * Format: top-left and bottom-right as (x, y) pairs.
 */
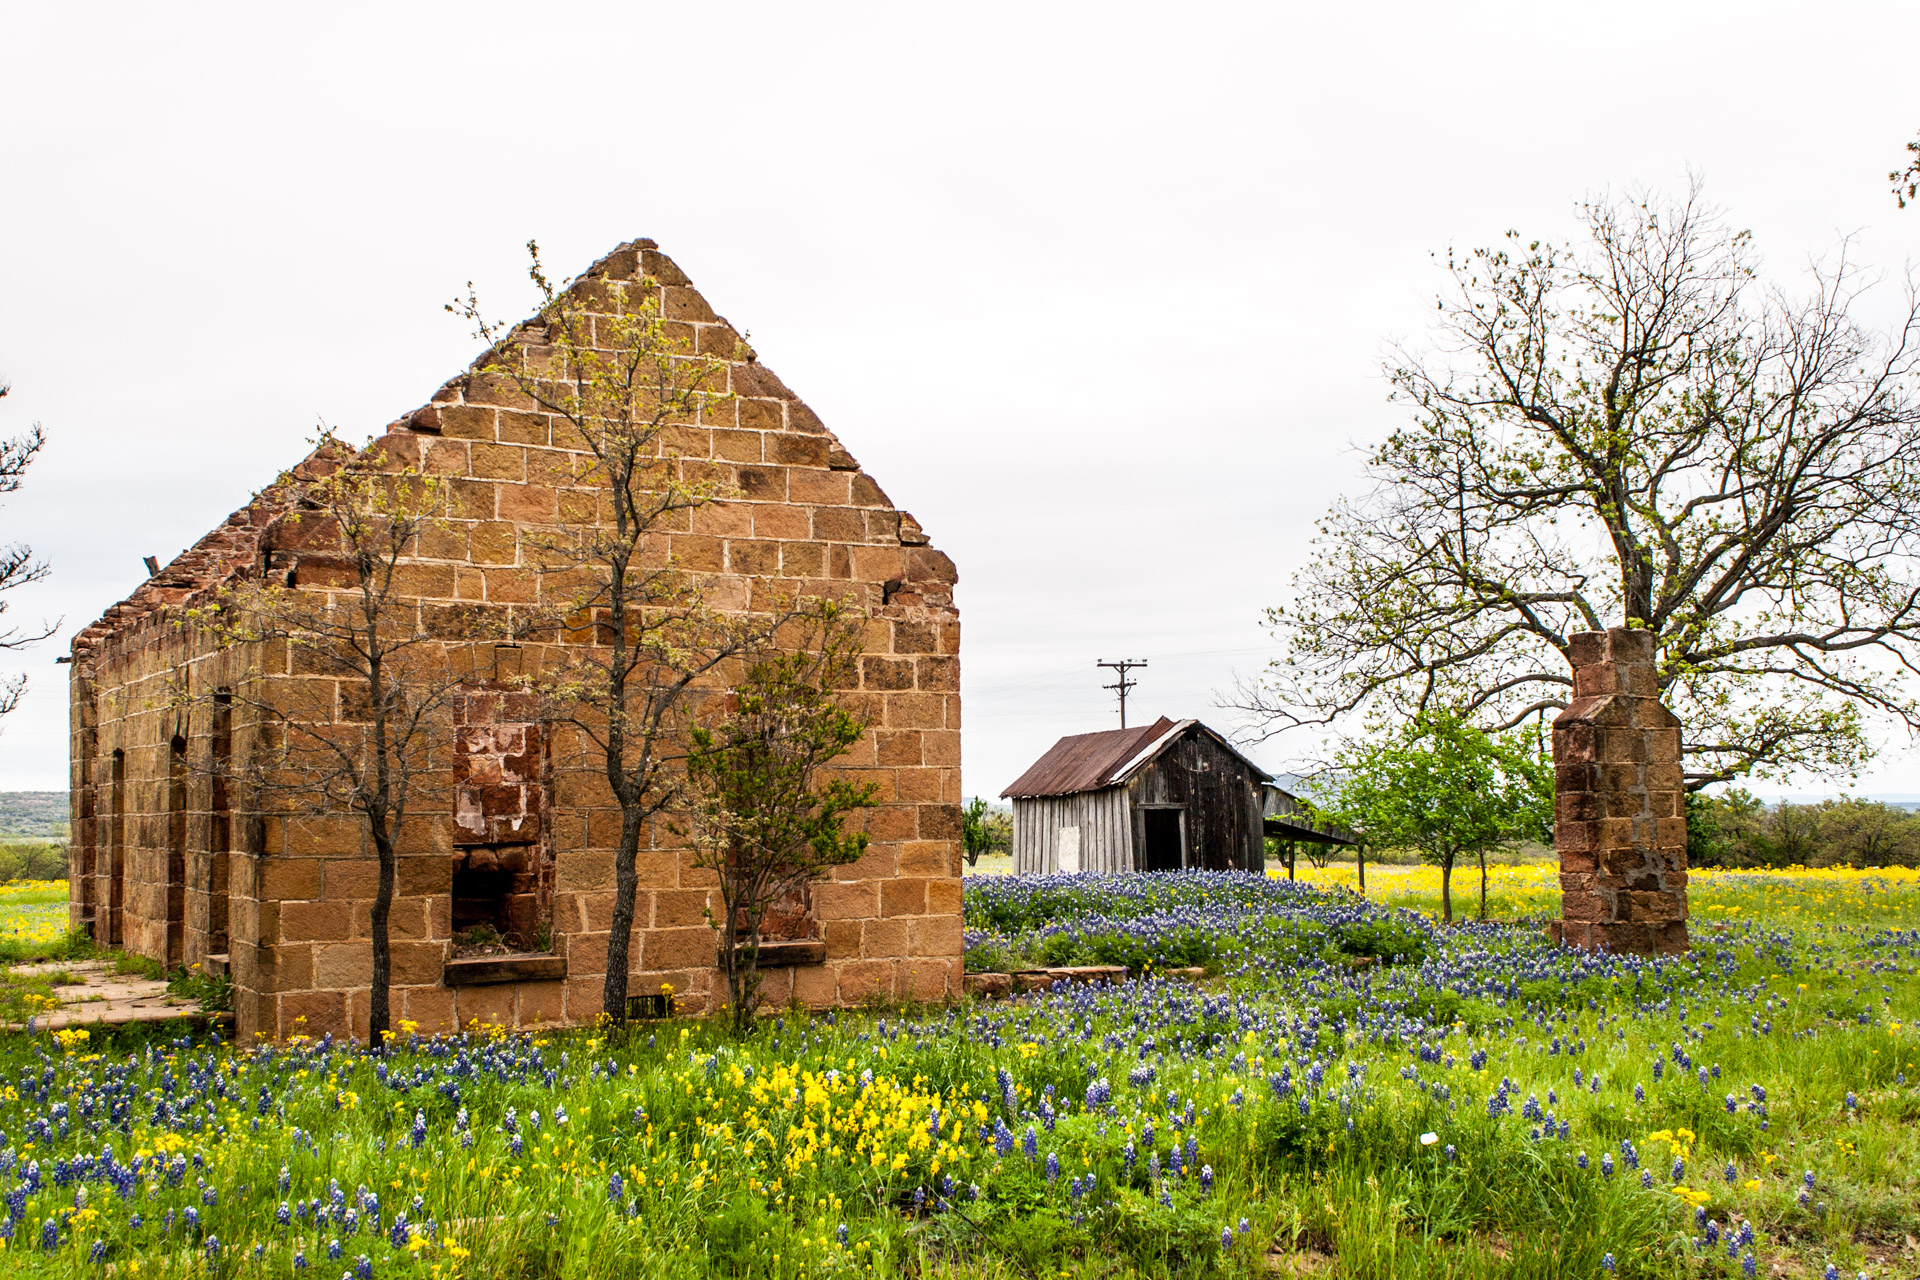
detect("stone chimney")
(1550, 627), (1689, 954)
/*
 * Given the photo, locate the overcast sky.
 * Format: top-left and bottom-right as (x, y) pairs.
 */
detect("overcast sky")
(2, 1), (1917, 801)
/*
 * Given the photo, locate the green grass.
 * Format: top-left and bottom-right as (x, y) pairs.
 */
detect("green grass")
(0, 869), (1914, 1277)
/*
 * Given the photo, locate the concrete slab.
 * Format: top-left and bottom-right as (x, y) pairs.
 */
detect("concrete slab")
(5, 956), (214, 1033)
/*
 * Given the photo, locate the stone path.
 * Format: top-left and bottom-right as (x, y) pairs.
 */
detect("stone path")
(6, 959), (214, 1032)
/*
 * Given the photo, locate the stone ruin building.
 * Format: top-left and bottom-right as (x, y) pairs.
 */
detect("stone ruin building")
(65, 239), (964, 1041)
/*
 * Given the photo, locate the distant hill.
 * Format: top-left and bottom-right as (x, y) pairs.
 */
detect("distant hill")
(0, 792), (69, 839)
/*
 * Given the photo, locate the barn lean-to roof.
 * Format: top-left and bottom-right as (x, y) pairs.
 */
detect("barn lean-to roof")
(69, 237), (945, 667)
(1000, 717), (1274, 799)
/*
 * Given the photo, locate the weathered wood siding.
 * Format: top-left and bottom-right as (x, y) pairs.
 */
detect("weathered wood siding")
(1011, 788), (1133, 874)
(1124, 731), (1264, 872)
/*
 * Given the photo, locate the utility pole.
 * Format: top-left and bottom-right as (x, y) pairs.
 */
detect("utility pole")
(1096, 658), (1148, 727)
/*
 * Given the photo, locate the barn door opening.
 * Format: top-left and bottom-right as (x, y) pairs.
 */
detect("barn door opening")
(1143, 807), (1184, 872)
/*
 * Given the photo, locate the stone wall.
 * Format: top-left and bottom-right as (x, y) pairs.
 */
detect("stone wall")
(69, 239), (965, 1041)
(1550, 627), (1688, 955)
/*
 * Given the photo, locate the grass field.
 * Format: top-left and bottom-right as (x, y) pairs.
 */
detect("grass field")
(0, 878), (69, 954)
(0, 869), (1915, 1278)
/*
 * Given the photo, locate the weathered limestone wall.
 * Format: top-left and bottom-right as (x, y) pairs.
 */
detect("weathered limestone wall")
(70, 239), (965, 1042)
(1550, 627), (1689, 955)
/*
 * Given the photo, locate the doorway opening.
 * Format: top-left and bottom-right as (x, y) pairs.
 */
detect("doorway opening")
(77, 747), (96, 933)
(167, 734), (187, 969)
(1142, 807), (1184, 872)
(109, 749), (126, 947)
(209, 692), (232, 957)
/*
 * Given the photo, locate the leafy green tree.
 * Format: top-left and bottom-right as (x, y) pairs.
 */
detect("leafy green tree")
(1813, 797), (1920, 868)
(1689, 788), (1920, 869)
(1241, 184), (1920, 790)
(961, 797), (1012, 867)
(1326, 713), (1551, 922)
(682, 600), (878, 1034)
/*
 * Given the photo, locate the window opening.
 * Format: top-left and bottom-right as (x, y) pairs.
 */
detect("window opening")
(450, 684), (551, 955)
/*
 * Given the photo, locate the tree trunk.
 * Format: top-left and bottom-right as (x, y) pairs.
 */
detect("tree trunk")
(602, 806), (645, 1022)
(1478, 848), (1488, 919)
(1357, 840), (1367, 896)
(729, 892), (763, 1037)
(1286, 840), (1296, 880)
(369, 824), (394, 1046)
(1439, 854), (1453, 924)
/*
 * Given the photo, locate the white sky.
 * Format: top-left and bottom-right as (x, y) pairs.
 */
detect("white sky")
(1, 1), (1917, 801)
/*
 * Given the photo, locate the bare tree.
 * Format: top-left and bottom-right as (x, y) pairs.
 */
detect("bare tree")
(0, 383), (52, 716)
(1239, 183), (1920, 788)
(451, 245), (778, 1023)
(193, 436), (487, 1043)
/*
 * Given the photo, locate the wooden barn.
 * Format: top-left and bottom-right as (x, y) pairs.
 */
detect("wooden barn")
(1001, 718), (1276, 874)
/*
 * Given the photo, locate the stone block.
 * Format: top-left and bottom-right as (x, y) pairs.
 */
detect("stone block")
(647, 927), (719, 971)
(517, 981), (565, 1026)
(792, 963), (838, 1008)
(1555, 819), (1595, 853)
(402, 985), (459, 1034)
(894, 840), (948, 882)
(313, 942), (372, 989)
(496, 484), (557, 523)
(894, 769), (944, 803)
(861, 917), (910, 957)
(836, 959), (894, 1005)
(927, 877), (963, 916)
(823, 918), (862, 960)
(454, 983), (516, 1030)
(907, 914), (963, 957)
(653, 888), (714, 929)
(391, 941), (449, 986)
(280, 900), (354, 943)
(564, 929), (610, 977)
(903, 959), (954, 1002)
(964, 971), (1012, 999)
(1558, 847), (1597, 875)
(814, 881), (878, 919)
(398, 856), (453, 896)
(880, 877), (927, 917)
(261, 858), (322, 901)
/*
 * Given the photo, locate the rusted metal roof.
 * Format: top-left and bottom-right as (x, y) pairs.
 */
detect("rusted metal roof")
(1000, 717), (1179, 798)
